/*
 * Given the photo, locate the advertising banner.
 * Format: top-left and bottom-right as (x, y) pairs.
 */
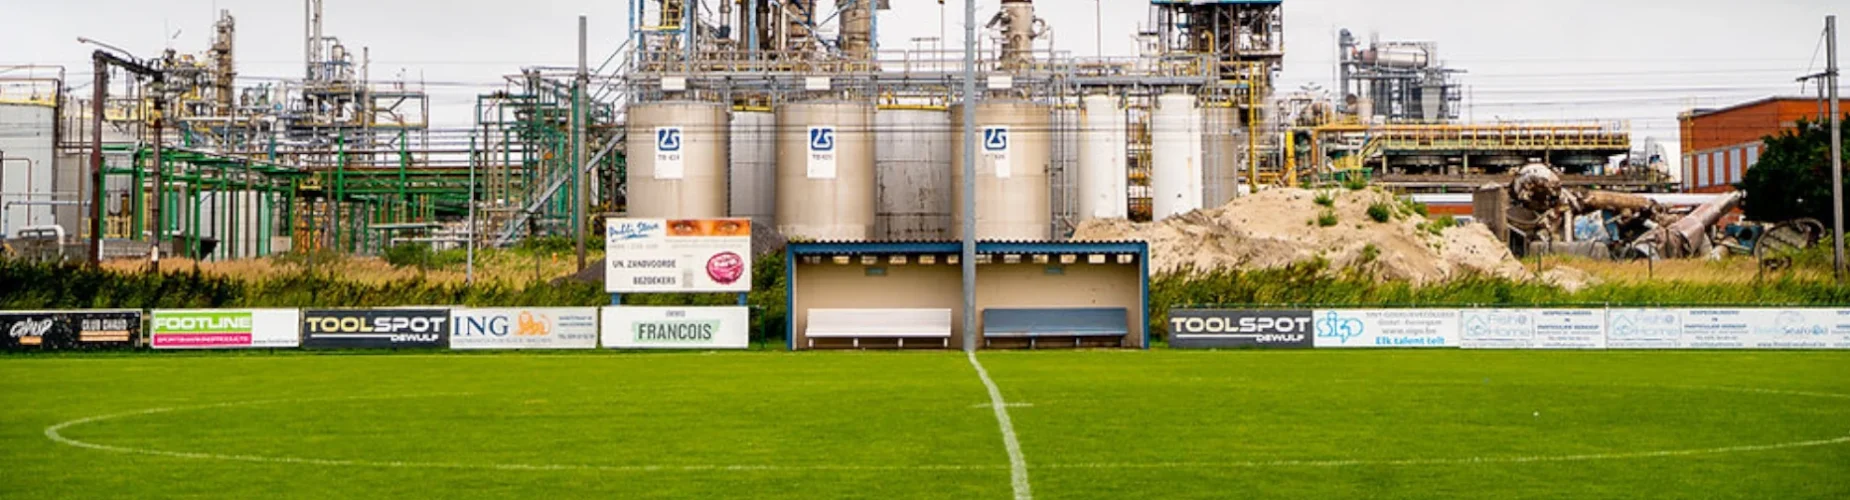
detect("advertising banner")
(600, 306), (750, 349)
(301, 309), (450, 349)
(1679, 308), (1850, 350)
(1460, 309), (1534, 349)
(1312, 309), (1460, 348)
(1461, 309), (1606, 349)
(450, 308), (599, 350)
(150, 309), (300, 349)
(1166, 309), (1313, 349)
(605, 218), (753, 293)
(0, 310), (139, 351)
(1815, 309), (1850, 349)
(1606, 308), (1683, 349)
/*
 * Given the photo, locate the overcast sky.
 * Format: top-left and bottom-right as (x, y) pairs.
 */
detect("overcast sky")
(2, 0), (1845, 166)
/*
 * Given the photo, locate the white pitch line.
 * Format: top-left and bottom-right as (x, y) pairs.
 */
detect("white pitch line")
(1041, 434), (1850, 470)
(966, 351), (1032, 500)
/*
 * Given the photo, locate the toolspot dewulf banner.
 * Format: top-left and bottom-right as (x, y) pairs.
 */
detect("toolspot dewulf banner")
(450, 308), (599, 350)
(600, 306), (750, 349)
(301, 309), (451, 349)
(150, 309), (301, 349)
(605, 218), (753, 294)
(1166, 310), (1313, 349)
(1312, 309), (1460, 348)
(1461, 309), (1607, 349)
(0, 310), (140, 351)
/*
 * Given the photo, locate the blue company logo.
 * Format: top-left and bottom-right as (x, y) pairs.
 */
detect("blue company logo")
(1315, 311), (1365, 344)
(808, 127), (835, 152)
(607, 220), (663, 241)
(982, 127), (1009, 152)
(457, 315), (511, 337)
(656, 128), (682, 152)
(1611, 315), (1634, 336)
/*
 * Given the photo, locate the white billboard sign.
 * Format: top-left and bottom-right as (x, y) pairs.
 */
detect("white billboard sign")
(1606, 308), (1683, 349)
(605, 218), (752, 293)
(1460, 309), (1534, 349)
(149, 309), (300, 349)
(654, 127), (685, 179)
(601, 306), (750, 349)
(807, 126), (838, 179)
(1312, 309), (1460, 348)
(450, 308), (600, 350)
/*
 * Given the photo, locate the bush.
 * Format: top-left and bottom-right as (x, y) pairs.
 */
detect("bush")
(1343, 174), (1369, 191)
(517, 236), (575, 255)
(1317, 210), (1339, 227)
(1367, 203), (1393, 223)
(1314, 191), (1335, 207)
(382, 243), (435, 269)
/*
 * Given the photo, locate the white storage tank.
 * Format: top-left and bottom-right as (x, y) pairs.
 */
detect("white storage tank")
(625, 101), (730, 218)
(874, 108), (952, 240)
(776, 101), (876, 240)
(0, 103), (56, 238)
(950, 100), (1051, 241)
(1152, 94), (1203, 220)
(729, 109), (776, 228)
(1202, 106), (1243, 208)
(1078, 95), (1127, 220)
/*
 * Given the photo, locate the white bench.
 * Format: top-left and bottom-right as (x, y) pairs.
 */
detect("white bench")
(805, 308), (954, 349)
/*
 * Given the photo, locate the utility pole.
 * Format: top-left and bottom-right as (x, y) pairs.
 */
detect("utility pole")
(574, 15), (590, 271)
(960, 0), (978, 352)
(1829, 15), (1844, 283)
(1094, 0), (1103, 59)
(88, 57), (107, 267)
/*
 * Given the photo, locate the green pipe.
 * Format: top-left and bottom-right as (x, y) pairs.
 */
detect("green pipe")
(130, 148), (145, 238)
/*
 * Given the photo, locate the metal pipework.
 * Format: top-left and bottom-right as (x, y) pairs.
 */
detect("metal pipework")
(839, 0), (874, 62)
(990, 0), (1043, 71)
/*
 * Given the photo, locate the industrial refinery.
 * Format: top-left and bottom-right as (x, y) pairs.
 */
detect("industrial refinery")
(0, 0), (1679, 264)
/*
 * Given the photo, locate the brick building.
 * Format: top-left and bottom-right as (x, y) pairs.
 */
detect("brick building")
(1679, 97), (1837, 193)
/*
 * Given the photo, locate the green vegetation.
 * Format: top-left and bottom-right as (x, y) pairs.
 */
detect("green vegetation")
(1313, 191), (1335, 207)
(1738, 116), (1850, 222)
(1316, 210), (1339, 227)
(1415, 215), (1459, 237)
(1366, 202), (1393, 223)
(1342, 173), (1369, 191)
(3, 351), (1847, 498)
(381, 243), (470, 270)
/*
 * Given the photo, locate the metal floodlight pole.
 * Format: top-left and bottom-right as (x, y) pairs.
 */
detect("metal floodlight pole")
(1829, 15), (1844, 283)
(575, 15), (591, 272)
(88, 57), (108, 266)
(467, 137), (477, 285)
(960, 0), (979, 352)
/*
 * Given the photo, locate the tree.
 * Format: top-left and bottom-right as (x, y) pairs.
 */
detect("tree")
(1737, 117), (1850, 223)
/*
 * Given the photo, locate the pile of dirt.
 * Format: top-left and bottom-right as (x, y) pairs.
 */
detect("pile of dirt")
(1073, 187), (1589, 289)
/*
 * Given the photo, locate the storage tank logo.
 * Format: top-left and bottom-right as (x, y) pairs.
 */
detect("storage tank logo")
(808, 127), (835, 152)
(656, 128), (682, 152)
(983, 127), (1009, 152)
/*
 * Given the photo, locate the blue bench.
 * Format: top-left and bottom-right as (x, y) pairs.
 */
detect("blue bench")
(981, 307), (1130, 349)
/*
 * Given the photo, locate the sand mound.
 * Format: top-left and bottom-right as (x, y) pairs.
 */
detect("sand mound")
(1073, 188), (1552, 285)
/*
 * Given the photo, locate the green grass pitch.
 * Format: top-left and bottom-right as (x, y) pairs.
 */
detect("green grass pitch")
(3, 350), (1848, 499)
